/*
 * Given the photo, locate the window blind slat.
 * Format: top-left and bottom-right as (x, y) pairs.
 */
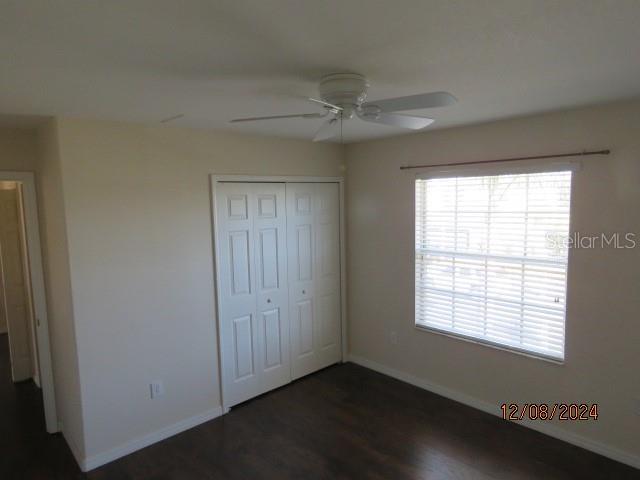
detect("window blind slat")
(415, 170), (571, 360)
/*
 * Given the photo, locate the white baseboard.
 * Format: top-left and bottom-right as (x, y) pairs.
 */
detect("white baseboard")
(80, 406), (224, 472)
(348, 354), (640, 471)
(59, 422), (89, 475)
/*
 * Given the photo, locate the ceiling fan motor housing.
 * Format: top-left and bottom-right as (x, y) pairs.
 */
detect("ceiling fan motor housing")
(319, 73), (369, 118)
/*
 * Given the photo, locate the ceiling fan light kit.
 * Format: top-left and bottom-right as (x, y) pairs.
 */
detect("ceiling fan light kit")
(230, 72), (457, 142)
(318, 73), (369, 120)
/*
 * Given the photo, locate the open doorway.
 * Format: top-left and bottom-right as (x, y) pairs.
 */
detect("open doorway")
(0, 171), (57, 433)
(0, 181), (40, 384)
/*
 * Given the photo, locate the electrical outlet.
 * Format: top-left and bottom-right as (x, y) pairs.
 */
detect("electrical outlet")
(150, 381), (165, 399)
(389, 330), (398, 345)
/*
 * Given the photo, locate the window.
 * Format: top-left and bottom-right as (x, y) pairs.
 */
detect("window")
(415, 169), (572, 360)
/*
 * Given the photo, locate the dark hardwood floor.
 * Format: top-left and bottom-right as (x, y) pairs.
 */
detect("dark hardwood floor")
(0, 333), (83, 478)
(1, 334), (637, 479)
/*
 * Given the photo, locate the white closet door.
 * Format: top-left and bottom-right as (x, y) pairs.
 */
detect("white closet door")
(216, 183), (289, 407)
(313, 183), (342, 368)
(252, 183), (290, 391)
(287, 183), (341, 379)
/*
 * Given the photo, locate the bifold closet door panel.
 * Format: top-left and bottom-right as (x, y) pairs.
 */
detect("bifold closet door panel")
(216, 183), (258, 407)
(286, 183), (316, 379)
(314, 183), (342, 369)
(252, 183), (290, 391)
(287, 183), (342, 380)
(216, 183), (290, 407)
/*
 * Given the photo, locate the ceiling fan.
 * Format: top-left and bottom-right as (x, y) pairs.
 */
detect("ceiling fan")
(230, 73), (457, 142)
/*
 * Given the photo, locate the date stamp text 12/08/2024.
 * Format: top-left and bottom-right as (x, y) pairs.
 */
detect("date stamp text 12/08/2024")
(501, 403), (599, 421)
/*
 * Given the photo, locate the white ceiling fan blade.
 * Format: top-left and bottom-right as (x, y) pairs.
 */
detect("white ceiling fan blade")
(308, 97), (343, 112)
(313, 117), (340, 142)
(362, 91), (457, 113)
(358, 112), (434, 130)
(230, 112), (324, 123)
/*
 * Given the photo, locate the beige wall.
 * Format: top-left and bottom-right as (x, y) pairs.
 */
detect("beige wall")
(35, 120), (86, 458)
(53, 118), (344, 459)
(0, 128), (38, 171)
(346, 100), (640, 461)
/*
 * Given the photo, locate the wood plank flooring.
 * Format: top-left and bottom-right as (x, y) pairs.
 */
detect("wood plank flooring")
(1, 334), (637, 479)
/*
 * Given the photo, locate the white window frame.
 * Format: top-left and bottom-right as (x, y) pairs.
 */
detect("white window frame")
(413, 160), (579, 363)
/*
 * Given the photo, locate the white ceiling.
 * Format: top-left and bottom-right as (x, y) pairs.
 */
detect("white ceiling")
(1, 0), (639, 142)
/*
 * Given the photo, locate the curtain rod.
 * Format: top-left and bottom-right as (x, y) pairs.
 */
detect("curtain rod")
(399, 149), (610, 170)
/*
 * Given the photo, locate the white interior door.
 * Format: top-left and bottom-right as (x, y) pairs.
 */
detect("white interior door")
(287, 183), (341, 379)
(252, 183), (290, 391)
(0, 186), (34, 382)
(216, 183), (290, 407)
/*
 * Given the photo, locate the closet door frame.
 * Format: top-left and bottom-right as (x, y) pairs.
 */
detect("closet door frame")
(210, 175), (346, 413)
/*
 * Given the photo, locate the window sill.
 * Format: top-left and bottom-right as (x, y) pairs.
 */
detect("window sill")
(414, 324), (565, 365)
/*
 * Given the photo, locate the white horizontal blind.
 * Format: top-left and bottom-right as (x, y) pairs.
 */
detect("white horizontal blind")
(415, 170), (572, 360)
